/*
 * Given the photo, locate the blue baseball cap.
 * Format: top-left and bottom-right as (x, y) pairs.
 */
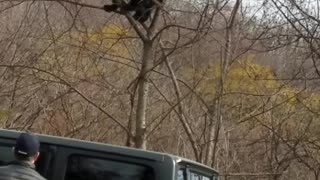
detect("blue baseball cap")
(14, 132), (40, 157)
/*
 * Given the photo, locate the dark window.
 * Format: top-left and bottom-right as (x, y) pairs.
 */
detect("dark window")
(65, 155), (154, 180)
(36, 149), (54, 178)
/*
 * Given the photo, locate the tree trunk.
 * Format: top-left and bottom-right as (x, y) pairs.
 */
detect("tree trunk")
(134, 41), (153, 149)
(165, 57), (200, 161)
(205, 0), (241, 167)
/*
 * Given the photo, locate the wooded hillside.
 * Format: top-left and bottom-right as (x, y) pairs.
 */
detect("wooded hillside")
(0, 0), (320, 179)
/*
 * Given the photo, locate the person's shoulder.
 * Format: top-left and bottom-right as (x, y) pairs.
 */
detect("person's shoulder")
(30, 168), (47, 180)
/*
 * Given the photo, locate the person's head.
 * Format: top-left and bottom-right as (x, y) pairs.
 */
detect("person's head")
(13, 132), (40, 164)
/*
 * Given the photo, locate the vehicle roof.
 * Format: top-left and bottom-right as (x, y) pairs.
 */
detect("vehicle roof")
(0, 128), (218, 174)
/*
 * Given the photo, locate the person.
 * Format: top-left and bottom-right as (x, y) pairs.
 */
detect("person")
(0, 132), (46, 180)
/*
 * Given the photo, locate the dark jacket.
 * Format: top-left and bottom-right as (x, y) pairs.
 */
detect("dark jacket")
(0, 161), (46, 180)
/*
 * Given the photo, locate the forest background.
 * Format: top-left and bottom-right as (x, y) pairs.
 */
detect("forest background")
(0, 0), (320, 179)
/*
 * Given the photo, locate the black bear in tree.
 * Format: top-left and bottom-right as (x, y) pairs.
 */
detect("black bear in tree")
(103, 0), (163, 23)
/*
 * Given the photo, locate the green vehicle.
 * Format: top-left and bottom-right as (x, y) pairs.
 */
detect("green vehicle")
(0, 129), (219, 180)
